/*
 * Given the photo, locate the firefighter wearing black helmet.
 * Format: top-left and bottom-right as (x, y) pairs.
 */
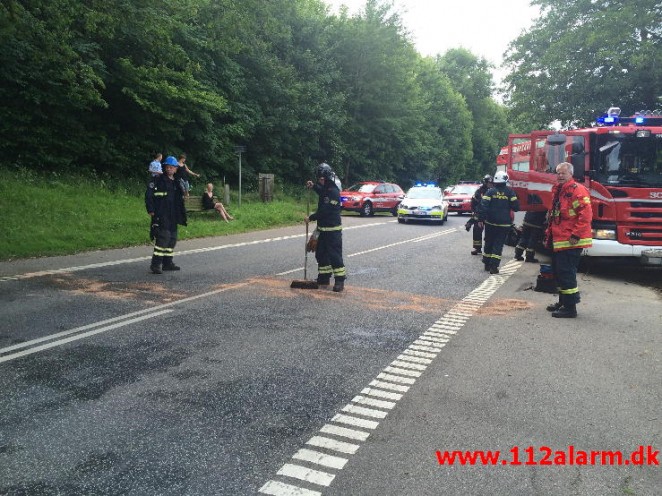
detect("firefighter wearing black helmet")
(305, 162), (346, 292)
(468, 174), (492, 255)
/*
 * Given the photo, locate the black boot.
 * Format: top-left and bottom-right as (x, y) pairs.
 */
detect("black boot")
(162, 256), (180, 271)
(316, 277), (331, 286)
(552, 304), (577, 318)
(332, 279), (345, 292)
(150, 255), (162, 274)
(471, 248), (482, 255)
(514, 247), (524, 261)
(547, 294), (563, 312)
(489, 265), (500, 274)
(525, 251), (539, 263)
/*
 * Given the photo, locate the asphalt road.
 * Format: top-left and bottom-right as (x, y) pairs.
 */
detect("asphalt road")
(0, 214), (660, 495)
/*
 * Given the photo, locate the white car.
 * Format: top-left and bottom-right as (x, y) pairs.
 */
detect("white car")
(397, 186), (449, 224)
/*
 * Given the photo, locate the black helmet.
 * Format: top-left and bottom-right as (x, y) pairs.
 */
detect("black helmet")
(316, 162), (335, 180)
(482, 174), (492, 183)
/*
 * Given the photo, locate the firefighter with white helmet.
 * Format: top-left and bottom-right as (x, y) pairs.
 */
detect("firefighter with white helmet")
(145, 155), (187, 274)
(478, 171), (520, 274)
(305, 162), (346, 292)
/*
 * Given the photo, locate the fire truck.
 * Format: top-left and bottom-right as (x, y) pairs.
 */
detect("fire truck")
(502, 107), (662, 265)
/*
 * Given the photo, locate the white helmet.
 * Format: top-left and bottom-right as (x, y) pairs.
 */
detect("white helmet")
(493, 171), (509, 184)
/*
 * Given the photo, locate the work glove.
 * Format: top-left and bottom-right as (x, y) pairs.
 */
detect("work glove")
(306, 228), (319, 252)
(150, 222), (159, 241)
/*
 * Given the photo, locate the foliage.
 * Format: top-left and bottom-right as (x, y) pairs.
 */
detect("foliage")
(0, 0), (512, 192)
(503, 0), (662, 129)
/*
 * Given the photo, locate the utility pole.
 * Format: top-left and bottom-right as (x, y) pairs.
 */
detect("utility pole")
(234, 145), (246, 207)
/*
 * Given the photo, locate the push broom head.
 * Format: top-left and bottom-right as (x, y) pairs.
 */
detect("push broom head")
(290, 279), (319, 289)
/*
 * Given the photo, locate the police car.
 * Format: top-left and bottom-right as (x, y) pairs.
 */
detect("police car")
(397, 185), (449, 224)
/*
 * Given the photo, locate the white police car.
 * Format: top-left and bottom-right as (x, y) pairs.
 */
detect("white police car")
(397, 185), (449, 224)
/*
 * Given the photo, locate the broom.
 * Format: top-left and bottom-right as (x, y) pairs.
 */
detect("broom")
(290, 189), (319, 289)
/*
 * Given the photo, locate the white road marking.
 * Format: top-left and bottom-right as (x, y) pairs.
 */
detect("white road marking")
(259, 480), (322, 496)
(292, 449), (348, 470)
(307, 436), (361, 455)
(351, 395), (396, 410)
(276, 464), (335, 487)
(341, 404), (388, 419)
(319, 424), (370, 442)
(360, 387), (403, 401)
(0, 310), (173, 364)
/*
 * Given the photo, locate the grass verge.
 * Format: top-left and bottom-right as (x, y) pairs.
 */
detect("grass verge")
(0, 168), (307, 261)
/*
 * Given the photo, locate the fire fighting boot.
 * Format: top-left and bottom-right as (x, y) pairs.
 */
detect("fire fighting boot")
(489, 265), (500, 275)
(546, 301), (563, 312)
(525, 252), (539, 263)
(332, 279), (345, 293)
(552, 304), (577, 318)
(471, 248), (482, 255)
(514, 247), (524, 261)
(150, 255), (162, 274)
(316, 276), (331, 286)
(162, 256), (180, 271)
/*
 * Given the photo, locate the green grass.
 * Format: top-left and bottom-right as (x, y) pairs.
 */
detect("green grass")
(0, 168), (308, 261)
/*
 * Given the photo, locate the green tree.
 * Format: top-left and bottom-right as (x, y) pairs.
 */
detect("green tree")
(503, 0), (662, 128)
(437, 49), (510, 179)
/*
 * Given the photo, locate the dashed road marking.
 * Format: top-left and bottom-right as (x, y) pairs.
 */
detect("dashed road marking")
(259, 259), (524, 495)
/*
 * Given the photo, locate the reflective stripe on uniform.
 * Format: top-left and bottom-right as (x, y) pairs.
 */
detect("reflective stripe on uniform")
(318, 265), (333, 275)
(318, 226), (342, 232)
(552, 238), (591, 250)
(333, 267), (346, 277)
(559, 286), (579, 295)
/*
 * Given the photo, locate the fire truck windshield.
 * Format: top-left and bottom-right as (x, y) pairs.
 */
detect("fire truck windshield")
(594, 134), (662, 187)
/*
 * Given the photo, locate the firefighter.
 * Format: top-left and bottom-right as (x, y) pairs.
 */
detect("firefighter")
(468, 174), (492, 255)
(478, 170), (520, 274)
(305, 162), (346, 292)
(514, 210), (547, 262)
(145, 155), (187, 274)
(545, 162), (592, 318)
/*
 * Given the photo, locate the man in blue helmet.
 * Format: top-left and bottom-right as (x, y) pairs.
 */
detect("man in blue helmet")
(145, 155), (187, 274)
(305, 162), (346, 292)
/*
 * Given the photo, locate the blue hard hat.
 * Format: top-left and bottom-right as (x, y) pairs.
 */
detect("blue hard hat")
(163, 156), (178, 167)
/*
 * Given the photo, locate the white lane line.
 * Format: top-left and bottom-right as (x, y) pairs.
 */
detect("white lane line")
(319, 424), (370, 442)
(276, 464), (335, 487)
(330, 414), (379, 430)
(0, 310), (173, 364)
(0, 221), (393, 283)
(260, 260), (524, 495)
(391, 360), (427, 371)
(292, 449), (348, 470)
(259, 480), (322, 496)
(345, 228), (458, 259)
(0, 282), (251, 361)
(360, 387), (403, 401)
(307, 436), (361, 455)
(351, 395), (396, 410)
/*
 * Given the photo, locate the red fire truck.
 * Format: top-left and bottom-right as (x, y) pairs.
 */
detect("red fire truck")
(502, 107), (662, 265)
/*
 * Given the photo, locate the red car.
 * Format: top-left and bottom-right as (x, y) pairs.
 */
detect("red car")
(445, 183), (480, 215)
(340, 181), (405, 216)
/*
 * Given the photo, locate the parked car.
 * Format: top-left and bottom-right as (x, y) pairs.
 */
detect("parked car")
(397, 185), (449, 224)
(445, 183), (480, 215)
(340, 181), (405, 216)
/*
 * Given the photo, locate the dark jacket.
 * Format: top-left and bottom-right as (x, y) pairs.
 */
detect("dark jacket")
(478, 184), (519, 226)
(309, 180), (342, 230)
(145, 175), (187, 229)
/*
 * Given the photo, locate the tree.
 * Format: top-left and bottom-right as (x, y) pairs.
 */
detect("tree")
(503, 0), (662, 129)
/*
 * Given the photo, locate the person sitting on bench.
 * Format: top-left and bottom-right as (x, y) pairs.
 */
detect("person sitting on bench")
(202, 183), (234, 222)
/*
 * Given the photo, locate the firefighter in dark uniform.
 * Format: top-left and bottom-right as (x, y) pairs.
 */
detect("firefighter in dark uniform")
(145, 155), (187, 274)
(305, 163), (346, 292)
(478, 170), (520, 274)
(469, 174), (492, 255)
(514, 210), (547, 262)
(545, 162), (592, 318)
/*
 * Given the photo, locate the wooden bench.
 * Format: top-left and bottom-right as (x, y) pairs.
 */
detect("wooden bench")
(184, 195), (218, 213)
